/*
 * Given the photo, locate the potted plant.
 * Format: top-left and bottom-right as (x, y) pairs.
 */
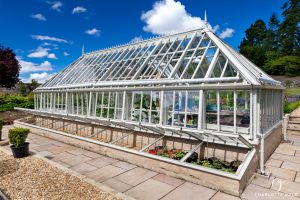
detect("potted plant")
(0, 119), (3, 141)
(8, 128), (30, 158)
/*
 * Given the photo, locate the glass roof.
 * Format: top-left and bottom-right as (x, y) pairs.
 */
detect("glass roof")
(39, 28), (282, 90)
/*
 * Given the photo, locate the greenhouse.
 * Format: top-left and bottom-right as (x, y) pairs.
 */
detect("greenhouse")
(16, 26), (285, 195)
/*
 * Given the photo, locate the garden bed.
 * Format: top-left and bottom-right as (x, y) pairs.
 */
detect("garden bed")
(147, 146), (241, 173)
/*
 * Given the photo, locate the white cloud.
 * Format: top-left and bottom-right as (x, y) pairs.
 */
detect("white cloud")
(130, 36), (143, 43)
(219, 28), (234, 39)
(22, 72), (56, 83)
(48, 1), (63, 12)
(72, 6), (87, 14)
(41, 42), (58, 47)
(85, 28), (100, 37)
(19, 59), (53, 73)
(141, 0), (218, 35)
(31, 35), (69, 43)
(63, 52), (69, 56)
(31, 13), (46, 21)
(47, 53), (57, 59)
(27, 47), (50, 58)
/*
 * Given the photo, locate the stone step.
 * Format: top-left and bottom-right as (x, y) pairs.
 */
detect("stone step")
(289, 120), (300, 124)
(287, 128), (300, 132)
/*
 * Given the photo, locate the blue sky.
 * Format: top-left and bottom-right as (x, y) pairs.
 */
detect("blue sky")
(0, 0), (284, 83)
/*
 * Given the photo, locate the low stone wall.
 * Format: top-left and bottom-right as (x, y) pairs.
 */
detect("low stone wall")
(14, 119), (257, 196)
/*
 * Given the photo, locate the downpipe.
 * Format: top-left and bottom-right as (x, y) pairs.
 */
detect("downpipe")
(260, 133), (265, 175)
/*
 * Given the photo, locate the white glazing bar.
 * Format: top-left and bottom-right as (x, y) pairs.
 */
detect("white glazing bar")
(159, 37), (187, 77)
(65, 92), (68, 113)
(103, 46), (139, 81)
(100, 92), (104, 118)
(204, 48), (220, 79)
(114, 92), (118, 119)
(234, 90), (237, 134)
(191, 40), (212, 79)
(198, 90), (203, 129)
(172, 91), (175, 126)
(112, 43), (147, 80)
(217, 90), (220, 132)
(58, 55), (92, 85)
(249, 90), (253, 139)
(121, 91), (126, 120)
(94, 92), (98, 117)
(132, 39), (163, 79)
(184, 90), (188, 128)
(71, 55), (101, 84)
(148, 38), (178, 79)
(140, 39), (170, 79)
(159, 90), (164, 125)
(149, 91), (153, 123)
(169, 31), (197, 78)
(85, 52), (111, 83)
(107, 92), (111, 119)
(122, 42), (154, 80)
(179, 34), (205, 78)
(139, 93), (143, 122)
(88, 92), (92, 116)
(220, 59), (229, 78)
(98, 46), (133, 81)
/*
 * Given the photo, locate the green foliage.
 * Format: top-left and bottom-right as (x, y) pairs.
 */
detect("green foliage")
(286, 87), (300, 96)
(0, 93), (34, 112)
(284, 100), (300, 113)
(263, 56), (300, 76)
(239, 0), (300, 76)
(8, 128), (29, 147)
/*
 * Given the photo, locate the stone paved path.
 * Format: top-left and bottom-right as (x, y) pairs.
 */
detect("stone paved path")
(2, 108), (300, 199)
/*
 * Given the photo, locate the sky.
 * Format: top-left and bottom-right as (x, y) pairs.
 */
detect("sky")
(0, 0), (284, 83)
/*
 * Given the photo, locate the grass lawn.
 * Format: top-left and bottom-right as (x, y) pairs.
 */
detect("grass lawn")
(286, 87), (300, 96)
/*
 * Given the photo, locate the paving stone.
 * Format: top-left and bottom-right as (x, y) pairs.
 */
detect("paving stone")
(266, 166), (296, 181)
(56, 160), (71, 168)
(36, 151), (52, 157)
(266, 159), (283, 168)
(115, 167), (158, 186)
(48, 146), (73, 154)
(211, 191), (241, 200)
(87, 156), (118, 168)
(33, 143), (57, 151)
(60, 154), (92, 166)
(85, 165), (126, 182)
(161, 182), (216, 200)
(251, 175), (274, 189)
(67, 148), (91, 156)
(271, 153), (300, 164)
(112, 161), (137, 170)
(241, 184), (299, 200)
(102, 178), (132, 193)
(82, 151), (102, 158)
(275, 145), (296, 156)
(281, 161), (300, 172)
(295, 172), (300, 183)
(152, 174), (184, 187)
(51, 152), (75, 161)
(271, 178), (300, 197)
(295, 150), (300, 157)
(70, 163), (98, 174)
(125, 179), (174, 200)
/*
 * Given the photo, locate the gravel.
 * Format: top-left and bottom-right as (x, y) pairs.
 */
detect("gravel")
(0, 149), (121, 200)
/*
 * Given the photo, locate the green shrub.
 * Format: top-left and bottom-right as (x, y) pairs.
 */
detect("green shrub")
(0, 93), (34, 112)
(8, 128), (29, 147)
(284, 100), (300, 113)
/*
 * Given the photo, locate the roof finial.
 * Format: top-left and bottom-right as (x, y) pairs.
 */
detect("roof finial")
(82, 45), (85, 56)
(204, 10), (208, 26)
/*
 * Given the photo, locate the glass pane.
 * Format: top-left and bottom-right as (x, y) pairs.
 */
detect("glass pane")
(220, 91), (234, 126)
(237, 91), (250, 128)
(174, 91), (186, 127)
(151, 91), (160, 124)
(163, 91), (173, 125)
(132, 92), (142, 122)
(206, 91), (217, 125)
(187, 91), (199, 128)
(141, 92), (151, 122)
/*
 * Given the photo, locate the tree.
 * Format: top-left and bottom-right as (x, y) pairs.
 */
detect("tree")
(28, 79), (39, 91)
(0, 45), (20, 88)
(239, 20), (268, 67)
(279, 0), (300, 56)
(264, 13), (280, 52)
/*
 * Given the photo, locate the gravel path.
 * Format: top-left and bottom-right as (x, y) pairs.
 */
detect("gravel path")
(0, 149), (121, 200)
